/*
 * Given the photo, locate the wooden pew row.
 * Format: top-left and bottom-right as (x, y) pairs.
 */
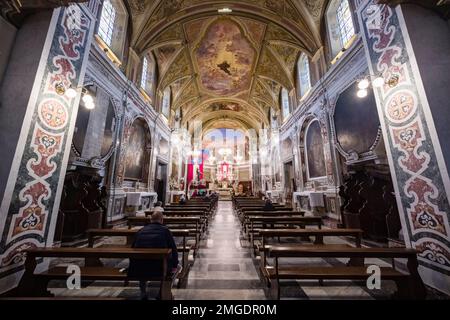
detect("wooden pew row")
(86, 228), (195, 288)
(127, 216), (203, 255)
(240, 211), (307, 230)
(166, 205), (212, 213)
(246, 216), (324, 252)
(257, 228), (363, 266)
(144, 210), (209, 229)
(239, 206), (292, 211)
(13, 247), (174, 300)
(237, 208), (296, 223)
(266, 246), (427, 300)
(236, 206), (292, 217)
(176, 199), (217, 212)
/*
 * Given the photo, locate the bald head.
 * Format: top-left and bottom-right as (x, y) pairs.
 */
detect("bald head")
(150, 211), (164, 224)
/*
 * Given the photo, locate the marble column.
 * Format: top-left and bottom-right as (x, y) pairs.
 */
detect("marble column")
(357, 0), (450, 294)
(0, 5), (94, 293)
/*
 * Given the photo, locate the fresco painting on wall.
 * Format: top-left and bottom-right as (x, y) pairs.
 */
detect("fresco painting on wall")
(124, 119), (146, 180)
(196, 19), (255, 96)
(306, 120), (326, 179)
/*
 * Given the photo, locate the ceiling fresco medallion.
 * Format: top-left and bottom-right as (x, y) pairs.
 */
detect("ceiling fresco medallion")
(195, 19), (256, 96)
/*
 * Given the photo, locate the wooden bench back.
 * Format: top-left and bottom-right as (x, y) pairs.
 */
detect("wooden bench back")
(259, 228), (362, 238)
(243, 211), (305, 217)
(144, 210), (206, 217)
(25, 247), (172, 260)
(268, 246), (417, 258)
(259, 228), (362, 249)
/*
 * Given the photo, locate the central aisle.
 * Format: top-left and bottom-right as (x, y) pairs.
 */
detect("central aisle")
(174, 201), (266, 300)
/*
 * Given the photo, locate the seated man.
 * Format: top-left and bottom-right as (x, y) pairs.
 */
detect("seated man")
(179, 194), (186, 205)
(127, 211), (180, 300)
(152, 201), (164, 213)
(263, 197), (275, 211)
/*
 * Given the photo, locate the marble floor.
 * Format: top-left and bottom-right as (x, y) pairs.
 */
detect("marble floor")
(48, 201), (448, 300)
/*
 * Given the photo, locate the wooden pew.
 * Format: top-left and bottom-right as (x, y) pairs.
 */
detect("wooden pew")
(166, 205), (211, 214)
(241, 211), (308, 231)
(258, 228), (363, 266)
(266, 246), (426, 300)
(247, 217), (324, 253)
(145, 210), (209, 229)
(237, 206), (293, 217)
(86, 228), (194, 287)
(14, 247), (174, 299)
(127, 216), (203, 254)
(239, 206), (292, 212)
(163, 207), (210, 213)
(240, 210), (302, 218)
(167, 204), (211, 208)
(128, 216), (202, 231)
(165, 203), (212, 215)
(259, 228), (362, 246)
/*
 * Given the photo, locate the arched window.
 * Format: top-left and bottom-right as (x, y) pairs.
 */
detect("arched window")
(326, 0), (355, 58)
(98, 0), (115, 46)
(298, 53), (311, 98)
(97, 0), (128, 61)
(140, 54), (156, 97)
(161, 87), (171, 119)
(140, 57), (148, 89)
(336, 0), (355, 47)
(281, 88), (290, 121)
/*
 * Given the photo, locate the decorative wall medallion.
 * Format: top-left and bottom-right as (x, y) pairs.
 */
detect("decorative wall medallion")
(38, 99), (69, 130)
(386, 90), (416, 123)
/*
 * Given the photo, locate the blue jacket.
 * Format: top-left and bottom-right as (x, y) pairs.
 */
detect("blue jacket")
(127, 223), (179, 278)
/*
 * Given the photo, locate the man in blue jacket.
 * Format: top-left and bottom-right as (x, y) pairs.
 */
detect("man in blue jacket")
(128, 211), (180, 300)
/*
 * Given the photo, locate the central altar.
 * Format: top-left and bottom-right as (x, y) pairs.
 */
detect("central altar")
(218, 188), (233, 200)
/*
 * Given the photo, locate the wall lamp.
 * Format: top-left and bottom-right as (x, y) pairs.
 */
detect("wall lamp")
(55, 82), (96, 110)
(356, 74), (385, 98)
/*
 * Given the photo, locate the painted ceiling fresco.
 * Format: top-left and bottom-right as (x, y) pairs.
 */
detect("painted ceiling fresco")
(155, 44), (179, 74)
(125, 0), (329, 132)
(195, 19), (256, 96)
(207, 102), (242, 112)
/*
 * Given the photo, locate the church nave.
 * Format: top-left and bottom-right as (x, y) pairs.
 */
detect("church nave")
(0, 0), (449, 306)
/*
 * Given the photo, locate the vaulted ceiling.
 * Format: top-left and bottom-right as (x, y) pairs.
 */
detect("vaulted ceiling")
(123, 0), (332, 133)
